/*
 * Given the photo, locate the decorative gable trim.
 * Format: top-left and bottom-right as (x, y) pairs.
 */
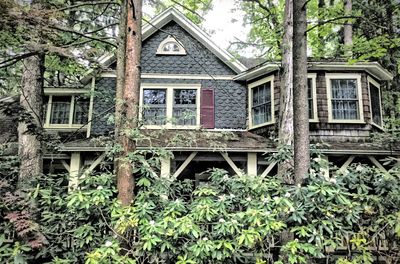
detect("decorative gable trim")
(143, 7), (246, 73)
(93, 7), (246, 76)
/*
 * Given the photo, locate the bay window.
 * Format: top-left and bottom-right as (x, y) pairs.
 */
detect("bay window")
(248, 76), (274, 128)
(308, 74), (318, 121)
(368, 77), (383, 128)
(326, 74), (364, 123)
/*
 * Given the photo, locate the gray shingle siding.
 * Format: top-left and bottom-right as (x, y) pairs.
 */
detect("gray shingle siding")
(91, 77), (116, 135)
(91, 78), (247, 134)
(90, 21), (247, 135)
(143, 78), (247, 129)
(141, 21), (236, 75)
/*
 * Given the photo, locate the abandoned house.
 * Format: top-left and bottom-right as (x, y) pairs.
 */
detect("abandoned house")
(0, 7), (399, 184)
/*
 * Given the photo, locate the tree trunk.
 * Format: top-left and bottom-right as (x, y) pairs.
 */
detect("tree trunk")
(278, 0), (294, 184)
(116, 0), (142, 206)
(18, 54), (44, 188)
(115, 0), (128, 177)
(343, 0), (352, 56)
(293, 0), (309, 185)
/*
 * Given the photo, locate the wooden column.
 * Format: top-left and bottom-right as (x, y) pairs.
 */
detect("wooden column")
(69, 152), (82, 190)
(247, 153), (257, 176)
(160, 157), (171, 178)
(321, 155), (329, 179)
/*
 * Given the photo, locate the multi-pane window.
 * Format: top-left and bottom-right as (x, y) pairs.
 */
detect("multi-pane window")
(141, 85), (200, 127)
(173, 89), (197, 125)
(308, 78), (314, 120)
(73, 96), (90, 124)
(369, 80), (382, 127)
(250, 80), (272, 127)
(143, 89), (167, 125)
(46, 95), (90, 127)
(330, 78), (360, 120)
(50, 96), (71, 124)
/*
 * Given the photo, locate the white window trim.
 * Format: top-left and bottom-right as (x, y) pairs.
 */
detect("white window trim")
(156, 35), (187, 55)
(308, 73), (319, 122)
(367, 76), (384, 130)
(325, 73), (365, 124)
(44, 93), (90, 130)
(248, 75), (275, 129)
(139, 83), (201, 129)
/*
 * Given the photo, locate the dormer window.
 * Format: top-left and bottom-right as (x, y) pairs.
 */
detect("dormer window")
(156, 36), (186, 55)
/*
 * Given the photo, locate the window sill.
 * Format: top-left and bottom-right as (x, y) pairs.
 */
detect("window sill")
(248, 121), (275, 130)
(141, 125), (201, 130)
(44, 124), (88, 131)
(309, 119), (319, 123)
(327, 120), (365, 124)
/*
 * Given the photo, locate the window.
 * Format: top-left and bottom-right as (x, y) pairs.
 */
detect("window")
(368, 77), (383, 128)
(326, 74), (364, 123)
(142, 89), (167, 125)
(308, 74), (318, 121)
(173, 89), (197, 125)
(45, 95), (90, 128)
(140, 84), (200, 128)
(156, 35), (186, 55)
(248, 76), (274, 128)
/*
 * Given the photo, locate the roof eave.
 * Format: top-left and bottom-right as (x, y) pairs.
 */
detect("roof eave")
(233, 64), (280, 81)
(309, 62), (393, 81)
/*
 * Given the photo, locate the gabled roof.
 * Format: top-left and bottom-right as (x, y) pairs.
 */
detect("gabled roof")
(97, 7), (247, 74)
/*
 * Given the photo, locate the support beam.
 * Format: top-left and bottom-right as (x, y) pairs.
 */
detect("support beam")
(172, 152), (197, 179)
(247, 153), (257, 176)
(69, 152), (82, 189)
(368, 156), (388, 174)
(338, 155), (355, 173)
(160, 157), (171, 178)
(60, 159), (70, 172)
(82, 152), (107, 176)
(260, 161), (277, 178)
(220, 152), (243, 176)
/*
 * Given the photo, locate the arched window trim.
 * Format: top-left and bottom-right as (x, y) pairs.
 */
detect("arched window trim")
(156, 35), (187, 55)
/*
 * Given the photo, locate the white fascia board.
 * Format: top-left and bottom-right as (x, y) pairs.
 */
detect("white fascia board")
(88, 7), (247, 77)
(309, 62), (393, 81)
(234, 64), (280, 81)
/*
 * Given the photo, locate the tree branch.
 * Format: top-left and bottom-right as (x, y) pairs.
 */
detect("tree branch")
(307, 15), (358, 33)
(169, 0), (205, 22)
(48, 25), (117, 48)
(0, 52), (40, 69)
(56, 1), (119, 12)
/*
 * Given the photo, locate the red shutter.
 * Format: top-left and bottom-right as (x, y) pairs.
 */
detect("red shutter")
(200, 88), (214, 129)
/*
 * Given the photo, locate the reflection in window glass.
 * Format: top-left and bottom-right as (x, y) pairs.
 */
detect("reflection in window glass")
(173, 89), (197, 125)
(143, 89), (167, 125)
(50, 96), (71, 124)
(252, 82), (271, 126)
(162, 42), (180, 52)
(73, 96), (90, 124)
(308, 78), (314, 119)
(369, 83), (382, 126)
(331, 79), (359, 120)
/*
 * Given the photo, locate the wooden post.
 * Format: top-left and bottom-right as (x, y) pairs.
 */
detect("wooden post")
(247, 153), (257, 176)
(321, 155), (330, 179)
(69, 152), (82, 190)
(160, 157), (171, 177)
